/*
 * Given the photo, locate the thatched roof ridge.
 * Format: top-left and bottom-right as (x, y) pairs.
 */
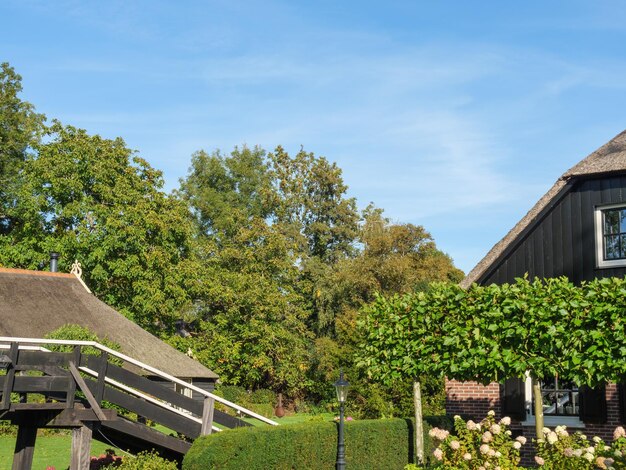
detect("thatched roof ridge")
(461, 130), (626, 288)
(0, 270), (217, 379)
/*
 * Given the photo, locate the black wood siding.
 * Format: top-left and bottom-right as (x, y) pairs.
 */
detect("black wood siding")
(481, 175), (626, 285)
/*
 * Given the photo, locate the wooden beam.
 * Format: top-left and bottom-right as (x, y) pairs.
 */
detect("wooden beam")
(71, 423), (93, 470)
(12, 425), (37, 470)
(65, 348), (80, 409)
(201, 396), (215, 435)
(68, 362), (107, 422)
(93, 351), (108, 403)
(100, 418), (192, 455)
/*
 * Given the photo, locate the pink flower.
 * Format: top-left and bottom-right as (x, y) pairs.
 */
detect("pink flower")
(615, 426), (626, 440)
(346, 416), (353, 421)
(534, 456), (545, 465)
(433, 448), (443, 461)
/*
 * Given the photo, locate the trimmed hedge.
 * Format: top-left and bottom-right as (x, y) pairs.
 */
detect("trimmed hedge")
(183, 418), (440, 470)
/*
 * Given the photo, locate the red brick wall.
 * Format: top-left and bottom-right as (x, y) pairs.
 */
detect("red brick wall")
(445, 380), (624, 466)
(445, 379), (501, 419)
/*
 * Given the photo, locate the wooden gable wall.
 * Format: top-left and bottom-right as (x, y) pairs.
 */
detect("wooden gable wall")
(480, 173), (626, 285)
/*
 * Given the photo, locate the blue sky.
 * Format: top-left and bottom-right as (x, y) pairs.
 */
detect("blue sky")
(3, 1), (626, 273)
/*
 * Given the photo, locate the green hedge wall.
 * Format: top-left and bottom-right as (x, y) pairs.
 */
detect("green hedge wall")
(183, 418), (440, 470)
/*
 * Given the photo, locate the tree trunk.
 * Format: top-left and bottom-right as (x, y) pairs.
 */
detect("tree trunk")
(532, 376), (544, 440)
(413, 380), (424, 464)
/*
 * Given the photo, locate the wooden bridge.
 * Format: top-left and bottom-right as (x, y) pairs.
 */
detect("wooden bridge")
(0, 337), (278, 469)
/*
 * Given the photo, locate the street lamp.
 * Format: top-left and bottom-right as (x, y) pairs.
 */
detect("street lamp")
(334, 370), (350, 470)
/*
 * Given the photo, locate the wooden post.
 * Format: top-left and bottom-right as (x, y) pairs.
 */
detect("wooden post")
(66, 346), (81, 409)
(1, 342), (19, 410)
(94, 350), (109, 404)
(12, 425), (37, 470)
(201, 396), (215, 435)
(70, 423), (93, 470)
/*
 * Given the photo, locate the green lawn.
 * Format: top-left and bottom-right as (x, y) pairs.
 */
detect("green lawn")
(0, 434), (122, 469)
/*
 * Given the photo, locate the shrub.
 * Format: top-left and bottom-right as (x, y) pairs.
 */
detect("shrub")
(250, 388), (276, 405)
(428, 411), (525, 469)
(184, 418), (430, 470)
(100, 450), (178, 469)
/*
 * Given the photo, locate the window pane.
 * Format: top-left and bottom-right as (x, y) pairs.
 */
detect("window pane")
(605, 210), (620, 234)
(606, 235), (621, 259)
(620, 210), (626, 232)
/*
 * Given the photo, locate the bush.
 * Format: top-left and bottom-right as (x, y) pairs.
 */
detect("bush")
(100, 450), (178, 469)
(250, 388), (276, 405)
(428, 411), (525, 469)
(184, 418), (432, 469)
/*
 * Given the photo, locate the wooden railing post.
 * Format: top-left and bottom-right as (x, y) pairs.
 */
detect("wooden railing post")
(201, 396), (215, 435)
(1, 342), (19, 410)
(94, 350), (109, 404)
(66, 346), (81, 409)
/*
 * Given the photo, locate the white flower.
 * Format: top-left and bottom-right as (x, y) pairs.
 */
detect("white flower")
(516, 436), (527, 445)
(587, 446), (595, 454)
(495, 451), (502, 458)
(500, 416), (511, 426)
(615, 449), (623, 457)
(542, 427), (551, 435)
(482, 431), (493, 443)
(615, 427), (626, 440)
(535, 456), (545, 465)
(490, 424), (501, 435)
(555, 425), (568, 437)
(593, 436), (602, 443)
(433, 448), (443, 461)
(584, 452), (594, 462)
(480, 444), (490, 455)
(488, 449), (496, 457)
(467, 420), (477, 431)
(573, 449), (583, 457)
(488, 410), (495, 417)
(513, 441), (521, 450)
(581, 434), (587, 440)
(506, 430), (512, 436)
(547, 432), (558, 444)
(463, 452), (472, 461)
(450, 440), (460, 450)
(454, 414), (461, 420)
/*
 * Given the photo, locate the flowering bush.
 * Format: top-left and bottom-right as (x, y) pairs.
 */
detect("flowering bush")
(534, 425), (626, 469)
(428, 411), (524, 469)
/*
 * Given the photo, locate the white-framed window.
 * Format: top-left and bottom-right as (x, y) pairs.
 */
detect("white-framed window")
(522, 374), (584, 428)
(595, 203), (626, 268)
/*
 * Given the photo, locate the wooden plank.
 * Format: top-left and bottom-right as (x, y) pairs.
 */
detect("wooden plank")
(201, 397), (215, 435)
(66, 348), (81, 409)
(12, 425), (37, 470)
(1, 343), (19, 410)
(7, 375), (71, 393)
(68, 362), (107, 422)
(99, 417), (191, 455)
(213, 409), (252, 428)
(16, 350), (73, 368)
(71, 423), (93, 470)
(569, 187), (584, 284)
(83, 356), (202, 415)
(82, 377), (202, 437)
(561, 193), (573, 278)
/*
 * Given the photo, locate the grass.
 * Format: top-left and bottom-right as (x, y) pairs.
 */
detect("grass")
(0, 433), (122, 469)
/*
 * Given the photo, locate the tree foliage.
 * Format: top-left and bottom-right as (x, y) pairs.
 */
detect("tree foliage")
(0, 121), (195, 330)
(358, 276), (626, 389)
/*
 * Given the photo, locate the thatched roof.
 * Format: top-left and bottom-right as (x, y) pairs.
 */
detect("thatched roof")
(0, 268), (217, 379)
(462, 130), (626, 288)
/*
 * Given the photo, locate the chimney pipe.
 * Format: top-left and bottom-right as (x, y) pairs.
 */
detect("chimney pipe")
(50, 252), (59, 272)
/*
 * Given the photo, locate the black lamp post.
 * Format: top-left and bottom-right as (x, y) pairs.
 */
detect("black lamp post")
(334, 370), (350, 470)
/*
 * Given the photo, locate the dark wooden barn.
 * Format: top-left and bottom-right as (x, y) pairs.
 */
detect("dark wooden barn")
(449, 129), (626, 446)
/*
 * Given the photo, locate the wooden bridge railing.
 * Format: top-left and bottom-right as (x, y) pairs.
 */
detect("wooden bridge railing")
(0, 337), (279, 469)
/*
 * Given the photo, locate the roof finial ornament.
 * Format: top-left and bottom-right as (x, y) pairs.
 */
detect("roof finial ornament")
(70, 260), (92, 294)
(70, 260), (83, 278)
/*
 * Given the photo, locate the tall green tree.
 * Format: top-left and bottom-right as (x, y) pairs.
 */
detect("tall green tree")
(0, 121), (194, 330)
(0, 62), (45, 234)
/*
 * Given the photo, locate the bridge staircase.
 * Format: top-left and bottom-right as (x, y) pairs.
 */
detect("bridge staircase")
(0, 337), (278, 469)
